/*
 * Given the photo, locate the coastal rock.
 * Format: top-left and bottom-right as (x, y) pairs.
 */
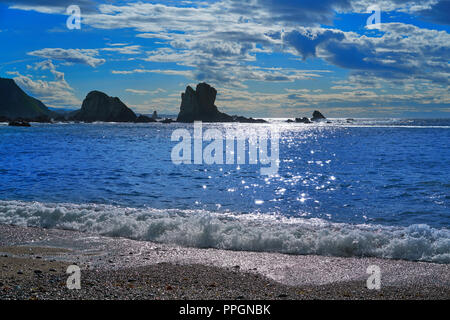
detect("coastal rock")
(8, 120), (31, 127)
(71, 91), (137, 122)
(177, 83), (231, 122)
(311, 110), (326, 121)
(231, 116), (266, 123)
(161, 118), (174, 124)
(152, 111), (159, 120)
(296, 117), (312, 124)
(0, 78), (54, 120)
(177, 83), (265, 123)
(135, 115), (156, 123)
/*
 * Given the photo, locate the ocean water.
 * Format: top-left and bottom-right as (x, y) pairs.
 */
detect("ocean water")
(0, 118), (449, 263)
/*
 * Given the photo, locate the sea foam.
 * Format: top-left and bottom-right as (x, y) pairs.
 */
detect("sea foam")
(0, 200), (448, 263)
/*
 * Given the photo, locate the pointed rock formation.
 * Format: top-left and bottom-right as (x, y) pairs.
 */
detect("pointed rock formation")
(177, 83), (232, 122)
(311, 110), (326, 121)
(177, 83), (265, 123)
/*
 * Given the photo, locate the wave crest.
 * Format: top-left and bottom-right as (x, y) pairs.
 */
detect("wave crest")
(0, 200), (448, 263)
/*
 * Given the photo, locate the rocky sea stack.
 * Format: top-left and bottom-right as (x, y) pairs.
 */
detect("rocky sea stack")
(311, 110), (326, 121)
(71, 91), (137, 122)
(177, 83), (265, 123)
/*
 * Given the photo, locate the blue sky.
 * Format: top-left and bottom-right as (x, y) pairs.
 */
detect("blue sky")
(0, 0), (448, 117)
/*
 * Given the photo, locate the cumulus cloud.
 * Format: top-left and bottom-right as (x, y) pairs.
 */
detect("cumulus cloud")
(5, 0), (449, 115)
(283, 23), (450, 85)
(78, 1), (449, 87)
(27, 48), (105, 67)
(284, 28), (345, 59)
(10, 60), (81, 108)
(225, 0), (352, 26)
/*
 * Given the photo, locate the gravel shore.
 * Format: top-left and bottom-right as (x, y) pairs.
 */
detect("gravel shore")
(1, 224), (449, 300)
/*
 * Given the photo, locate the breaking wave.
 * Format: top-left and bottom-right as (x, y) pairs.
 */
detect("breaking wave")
(0, 200), (448, 263)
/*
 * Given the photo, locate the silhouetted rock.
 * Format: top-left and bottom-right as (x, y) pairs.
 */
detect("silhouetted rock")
(0, 77), (54, 120)
(232, 116), (266, 123)
(286, 119), (295, 123)
(9, 120), (30, 127)
(135, 115), (156, 123)
(296, 117), (312, 124)
(177, 83), (266, 123)
(161, 118), (174, 124)
(177, 83), (230, 122)
(311, 110), (326, 121)
(71, 91), (137, 122)
(152, 111), (159, 120)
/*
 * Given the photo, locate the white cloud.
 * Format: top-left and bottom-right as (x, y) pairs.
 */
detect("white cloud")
(136, 33), (173, 40)
(125, 89), (151, 95)
(101, 45), (142, 55)
(27, 48), (105, 67)
(4, 0), (97, 14)
(10, 60), (81, 108)
(125, 88), (167, 95)
(5, 0), (449, 115)
(283, 23), (450, 85)
(111, 68), (194, 78)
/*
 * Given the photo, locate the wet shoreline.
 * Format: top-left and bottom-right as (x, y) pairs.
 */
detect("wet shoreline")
(1, 224), (449, 300)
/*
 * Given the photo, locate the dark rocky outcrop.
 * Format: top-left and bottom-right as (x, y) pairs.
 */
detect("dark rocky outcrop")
(177, 83), (231, 122)
(231, 116), (266, 123)
(177, 83), (266, 123)
(296, 117), (312, 124)
(161, 118), (175, 124)
(70, 91), (137, 122)
(0, 78), (54, 120)
(135, 115), (156, 123)
(152, 111), (159, 120)
(311, 110), (326, 121)
(288, 111), (327, 124)
(9, 120), (31, 127)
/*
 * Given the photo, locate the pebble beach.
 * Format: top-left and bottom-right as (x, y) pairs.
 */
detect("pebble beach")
(1, 224), (448, 300)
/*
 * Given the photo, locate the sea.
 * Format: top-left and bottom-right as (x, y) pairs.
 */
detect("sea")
(0, 118), (449, 263)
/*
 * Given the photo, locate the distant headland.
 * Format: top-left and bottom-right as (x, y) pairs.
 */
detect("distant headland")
(0, 77), (327, 126)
